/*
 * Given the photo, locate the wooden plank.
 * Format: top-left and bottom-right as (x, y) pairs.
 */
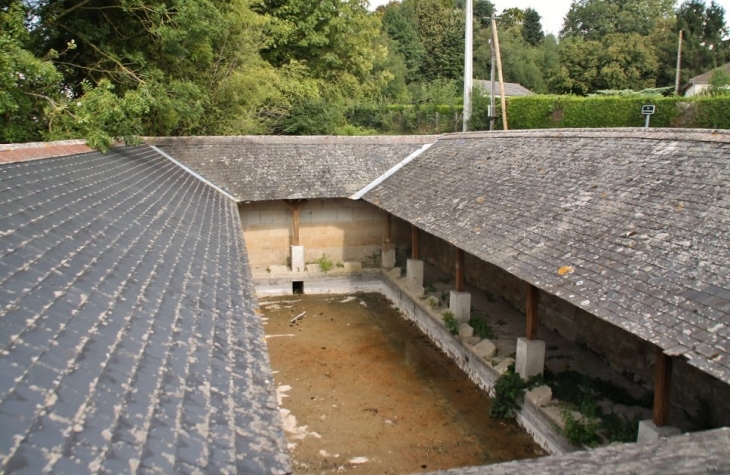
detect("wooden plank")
(412, 225), (419, 260)
(291, 207), (300, 246)
(283, 199), (307, 247)
(385, 213), (392, 243)
(653, 349), (673, 427)
(455, 248), (465, 292)
(526, 284), (538, 340)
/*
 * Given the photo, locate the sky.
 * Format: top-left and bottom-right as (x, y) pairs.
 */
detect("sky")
(367, 0), (730, 37)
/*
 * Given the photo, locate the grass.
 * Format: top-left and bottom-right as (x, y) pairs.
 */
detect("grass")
(315, 254), (334, 272)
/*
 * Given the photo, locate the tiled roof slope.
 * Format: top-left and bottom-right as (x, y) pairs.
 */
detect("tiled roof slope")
(428, 427), (730, 475)
(0, 140), (93, 164)
(0, 146), (290, 473)
(149, 135), (437, 202)
(364, 128), (730, 384)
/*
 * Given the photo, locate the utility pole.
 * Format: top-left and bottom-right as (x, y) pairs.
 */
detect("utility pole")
(462, 0), (473, 132)
(491, 17), (508, 130)
(489, 34), (496, 131)
(675, 30), (683, 95)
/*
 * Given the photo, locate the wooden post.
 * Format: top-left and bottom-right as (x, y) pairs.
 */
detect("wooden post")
(526, 284), (538, 340)
(455, 248), (465, 292)
(385, 213), (392, 243)
(412, 225), (419, 260)
(283, 199), (308, 247)
(653, 349), (673, 427)
(491, 17), (508, 131)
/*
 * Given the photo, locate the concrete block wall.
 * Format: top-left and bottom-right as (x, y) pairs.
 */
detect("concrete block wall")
(239, 199), (410, 273)
(419, 230), (730, 429)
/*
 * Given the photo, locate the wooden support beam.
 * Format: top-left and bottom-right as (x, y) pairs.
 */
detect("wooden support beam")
(526, 284), (538, 340)
(653, 348), (673, 427)
(283, 199), (308, 247)
(455, 248), (465, 292)
(411, 225), (419, 260)
(385, 213), (392, 243)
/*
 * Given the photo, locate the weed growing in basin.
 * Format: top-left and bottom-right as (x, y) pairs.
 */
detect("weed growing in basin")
(442, 311), (459, 335)
(425, 281), (436, 293)
(469, 315), (495, 340)
(316, 254), (334, 272)
(427, 296), (439, 309)
(562, 411), (600, 447)
(490, 367), (545, 420)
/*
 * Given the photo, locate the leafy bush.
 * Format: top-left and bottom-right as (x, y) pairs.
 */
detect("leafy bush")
(315, 254), (334, 273)
(562, 411), (601, 447)
(442, 311), (459, 335)
(490, 370), (525, 419)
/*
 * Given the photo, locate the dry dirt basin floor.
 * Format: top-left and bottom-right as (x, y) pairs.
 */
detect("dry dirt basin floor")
(261, 293), (544, 474)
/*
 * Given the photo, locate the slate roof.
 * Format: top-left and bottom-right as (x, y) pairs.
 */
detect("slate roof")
(364, 128), (730, 385)
(428, 427), (730, 475)
(149, 135), (437, 202)
(473, 80), (533, 97)
(685, 62), (730, 86)
(0, 146), (290, 473)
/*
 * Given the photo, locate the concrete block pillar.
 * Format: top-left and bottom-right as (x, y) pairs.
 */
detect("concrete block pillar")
(406, 259), (424, 296)
(449, 291), (471, 323)
(637, 420), (681, 443)
(515, 337), (545, 380)
(382, 242), (396, 269)
(291, 245), (305, 273)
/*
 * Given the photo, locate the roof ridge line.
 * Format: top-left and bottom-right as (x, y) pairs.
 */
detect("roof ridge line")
(150, 145), (239, 202)
(349, 141), (435, 200)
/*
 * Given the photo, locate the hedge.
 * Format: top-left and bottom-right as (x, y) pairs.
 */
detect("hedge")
(499, 95), (730, 130)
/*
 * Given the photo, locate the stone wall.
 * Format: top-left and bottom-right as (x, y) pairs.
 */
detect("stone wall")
(239, 199), (411, 273)
(418, 230), (730, 429)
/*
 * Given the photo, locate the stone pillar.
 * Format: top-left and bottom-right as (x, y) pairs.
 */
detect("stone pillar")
(291, 245), (305, 273)
(449, 291), (471, 323)
(516, 337), (545, 380)
(406, 259), (424, 296)
(637, 420), (681, 443)
(382, 242), (396, 268)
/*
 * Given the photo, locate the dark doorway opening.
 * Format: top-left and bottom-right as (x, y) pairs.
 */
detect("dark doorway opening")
(293, 281), (304, 294)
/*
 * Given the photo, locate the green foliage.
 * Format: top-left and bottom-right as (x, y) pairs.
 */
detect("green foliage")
(705, 67), (730, 97)
(469, 316), (496, 340)
(522, 8), (545, 46)
(315, 254), (334, 273)
(602, 413), (639, 442)
(442, 311), (459, 335)
(489, 370), (524, 419)
(500, 95), (730, 130)
(561, 0), (676, 40)
(562, 410), (601, 447)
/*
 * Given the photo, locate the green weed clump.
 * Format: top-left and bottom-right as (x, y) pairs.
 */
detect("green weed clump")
(469, 315), (495, 340)
(442, 311), (459, 335)
(315, 254), (334, 273)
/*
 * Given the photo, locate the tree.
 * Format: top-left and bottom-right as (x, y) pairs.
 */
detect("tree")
(0, 2), (63, 143)
(561, 0), (675, 40)
(675, 0), (730, 79)
(551, 33), (659, 94)
(416, 0), (465, 81)
(522, 8), (545, 46)
(381, 0), (425, 83)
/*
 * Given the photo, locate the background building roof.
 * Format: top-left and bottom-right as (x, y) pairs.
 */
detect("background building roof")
(473, 80), (534, 96)
(0, 146), (290, 473)
(364, 128), (730, 385)
(149, 135), (437, 202)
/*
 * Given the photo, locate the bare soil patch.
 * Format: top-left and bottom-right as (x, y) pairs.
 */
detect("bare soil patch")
(261, 293), (545, 474)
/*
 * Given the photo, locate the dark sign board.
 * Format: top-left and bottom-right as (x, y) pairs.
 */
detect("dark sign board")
(642, 105), (656, 115)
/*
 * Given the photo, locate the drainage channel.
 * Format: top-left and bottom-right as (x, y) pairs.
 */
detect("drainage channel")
(260, 293), (545, 474)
